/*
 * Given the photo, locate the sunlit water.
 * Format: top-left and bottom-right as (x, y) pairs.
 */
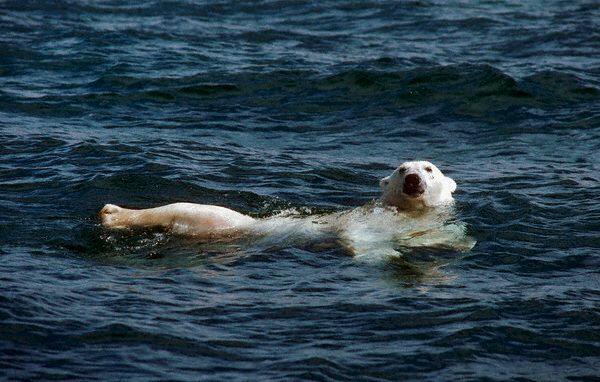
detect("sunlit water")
(1, 0), (600, 380)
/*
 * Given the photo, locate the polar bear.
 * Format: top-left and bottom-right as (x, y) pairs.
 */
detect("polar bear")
(100, 161), (456, 233)
(99, 161), (469, 259)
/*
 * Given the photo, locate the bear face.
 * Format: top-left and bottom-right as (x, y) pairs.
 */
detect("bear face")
(379, 161), (456, 210)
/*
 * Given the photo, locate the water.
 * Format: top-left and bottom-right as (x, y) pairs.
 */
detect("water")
(2, 0), (600, 380)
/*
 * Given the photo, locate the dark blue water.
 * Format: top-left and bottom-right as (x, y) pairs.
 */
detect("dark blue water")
(2, 1), (600, 380)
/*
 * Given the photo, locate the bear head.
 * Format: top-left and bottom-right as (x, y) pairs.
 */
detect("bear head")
(379, 161), (456, 210)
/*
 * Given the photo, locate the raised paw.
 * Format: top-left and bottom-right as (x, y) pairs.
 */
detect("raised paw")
(100, 204), (127, 228)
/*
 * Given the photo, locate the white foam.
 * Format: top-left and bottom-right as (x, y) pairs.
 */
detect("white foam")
(248, 204), (475, 263)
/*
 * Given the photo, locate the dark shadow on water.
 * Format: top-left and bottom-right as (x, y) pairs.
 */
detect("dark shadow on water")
(52, 221), (247, 269)
(379, 248), (463, 287)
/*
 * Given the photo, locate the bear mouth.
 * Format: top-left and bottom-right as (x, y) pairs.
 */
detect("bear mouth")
(402, 187), (425, 198)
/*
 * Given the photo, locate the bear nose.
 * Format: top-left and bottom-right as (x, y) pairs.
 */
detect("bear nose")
(403, 173), (424, 196)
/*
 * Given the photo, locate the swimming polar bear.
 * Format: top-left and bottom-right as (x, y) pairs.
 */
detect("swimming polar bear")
(100, 161), (473, 261)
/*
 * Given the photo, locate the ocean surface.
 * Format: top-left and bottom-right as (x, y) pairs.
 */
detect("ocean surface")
(2, 0), (600, 380)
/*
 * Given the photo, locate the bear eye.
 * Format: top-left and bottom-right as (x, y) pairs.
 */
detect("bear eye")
(397, 166), (406, 173)
(425, 166), (433, 173)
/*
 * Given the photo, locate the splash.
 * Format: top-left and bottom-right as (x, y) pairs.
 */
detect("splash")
(248, 203), (475, 265)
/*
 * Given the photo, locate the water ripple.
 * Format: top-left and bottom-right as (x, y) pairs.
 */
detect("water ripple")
(2, 0), (600, 380)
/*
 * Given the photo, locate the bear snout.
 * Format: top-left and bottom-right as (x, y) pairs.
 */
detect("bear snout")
(402, 173), (424, 197)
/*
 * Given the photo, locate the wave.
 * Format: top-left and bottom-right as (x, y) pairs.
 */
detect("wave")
(85, 64), (599, 104)
(4, 64), (598, 122)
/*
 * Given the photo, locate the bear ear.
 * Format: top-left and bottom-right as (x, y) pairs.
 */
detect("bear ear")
(380, 176), (390, 190)
(444, 176), (457, 193)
